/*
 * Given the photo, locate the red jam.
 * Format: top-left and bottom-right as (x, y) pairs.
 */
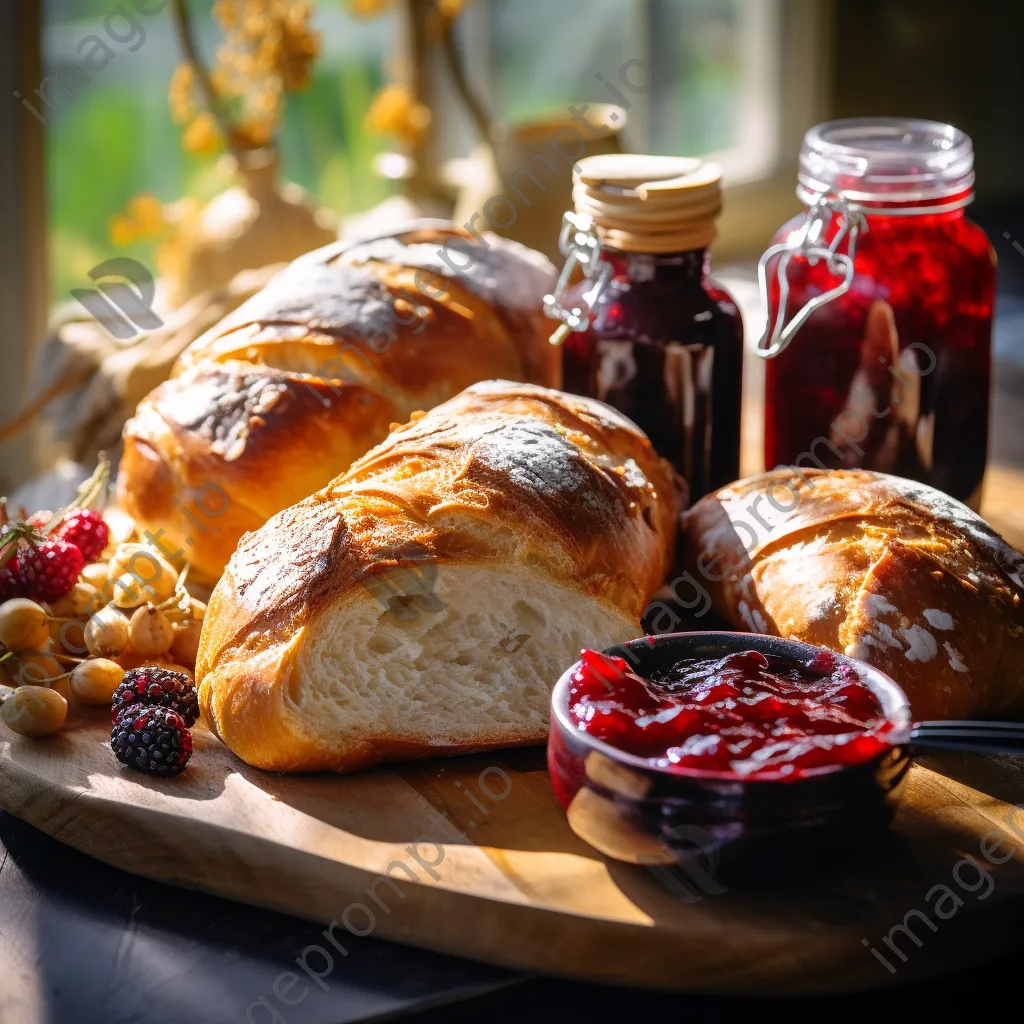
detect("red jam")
(761, 119), (994, 508)
(562, 247), (744, 500)
(567, 648), (892, 778)
(763, 201), (994, 506)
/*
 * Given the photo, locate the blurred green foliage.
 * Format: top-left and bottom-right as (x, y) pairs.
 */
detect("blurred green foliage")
(42, 0), (394, 304)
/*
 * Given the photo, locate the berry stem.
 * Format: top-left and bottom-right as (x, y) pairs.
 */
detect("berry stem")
(157, 565), (191, 613)
(0, 454), (112, 571)
(37, 454), (111, 537)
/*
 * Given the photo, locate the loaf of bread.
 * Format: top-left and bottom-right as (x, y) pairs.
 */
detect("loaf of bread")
(117, 222), (558, 581)
(681, 468), (1024, 720)
(197, 381), (683, 772)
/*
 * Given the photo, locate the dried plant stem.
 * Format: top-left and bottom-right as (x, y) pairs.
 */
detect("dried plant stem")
(170, 0), (245, 164)
(439, 9), (495, 154)
(0, 363), (94, 445)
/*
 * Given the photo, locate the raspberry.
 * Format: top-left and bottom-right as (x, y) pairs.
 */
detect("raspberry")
(56, 508), (110, 562)
(112, 666), (199, 726)
(111, 704), (192, 776)
(15, 539), (85, 602)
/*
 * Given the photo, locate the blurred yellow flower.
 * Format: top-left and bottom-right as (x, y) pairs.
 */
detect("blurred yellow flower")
(437, 0), (471, 17)
(346, 0), (395, 16)
(246, 81), (282, 121)
(109, 214), (136, 248)
(127, 194), (165, 237)
(212, 0), (238, 29)
(169, 63), (196, 124)
(175, 0), (321, 156)
(366, 83), (432, 146)
(278, 22), (320, 90)
(108, 194), (169, 248)
(183, 112), (224, 156)
(234, 116), (274, 149)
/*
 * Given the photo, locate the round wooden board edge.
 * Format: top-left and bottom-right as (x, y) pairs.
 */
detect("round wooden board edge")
(2, 733), (1023, 996)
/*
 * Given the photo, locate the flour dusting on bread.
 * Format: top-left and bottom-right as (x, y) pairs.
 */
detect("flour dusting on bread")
(683, 468), (1024, 720)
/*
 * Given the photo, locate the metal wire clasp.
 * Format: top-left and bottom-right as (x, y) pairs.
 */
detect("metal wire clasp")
(755, 192), (867, 358)
(543, 211), (615, 346)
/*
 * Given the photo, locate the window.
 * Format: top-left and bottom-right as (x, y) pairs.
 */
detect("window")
(456, 0), (784, 186)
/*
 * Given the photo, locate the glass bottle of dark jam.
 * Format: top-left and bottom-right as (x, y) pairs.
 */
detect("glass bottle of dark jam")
(545, 155), (744, 500)
(758, 118), (995, 509)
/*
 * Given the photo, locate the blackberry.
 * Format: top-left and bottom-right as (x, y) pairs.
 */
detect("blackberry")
(111, 704), (192, 776)
(0, 566), (22, 602)
(112, 666), (199, 726)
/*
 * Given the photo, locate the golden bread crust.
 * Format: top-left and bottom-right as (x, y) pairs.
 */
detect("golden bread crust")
(197, 381), (683, 772)
(118, 222), (558, 581)
(682, 468), (1024, 719)
(119, 364), (399, 578)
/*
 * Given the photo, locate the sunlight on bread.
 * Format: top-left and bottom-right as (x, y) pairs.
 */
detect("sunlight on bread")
(197, 381), (682, 772)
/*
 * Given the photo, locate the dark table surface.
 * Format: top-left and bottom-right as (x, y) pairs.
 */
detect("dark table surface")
(2, 806), (1022, 1024)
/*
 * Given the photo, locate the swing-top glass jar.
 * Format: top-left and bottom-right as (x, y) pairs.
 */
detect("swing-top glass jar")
(758, 118), (995, 509)
(545, 154), (744, 501)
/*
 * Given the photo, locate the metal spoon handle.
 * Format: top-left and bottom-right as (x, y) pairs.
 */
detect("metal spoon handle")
(910, 720), (1024, 755)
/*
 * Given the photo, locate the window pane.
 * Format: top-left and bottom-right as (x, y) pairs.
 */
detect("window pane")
(646, 0), (780, 179)
(484, 0), (778, 181)
(648, 0), (745, 155)
(489, 0), (633, 124)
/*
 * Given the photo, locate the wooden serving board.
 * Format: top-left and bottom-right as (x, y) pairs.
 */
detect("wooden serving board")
(3, 708), (1024, 995)
(4, 476), (1024, 993)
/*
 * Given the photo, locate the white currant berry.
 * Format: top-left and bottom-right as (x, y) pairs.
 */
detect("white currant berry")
(106, 544), (177, 605)
(80, 562), (109, 592)
(12, 645), (66, 688)
(170, 618), (202, 669)
(69, 658), (124, 705)
(85, 606), (130, 658)
(48, 582), (101, 619)
(1, 685), (67, 737)
(0, 599), (51, 652)
(128, 605), (174, 657)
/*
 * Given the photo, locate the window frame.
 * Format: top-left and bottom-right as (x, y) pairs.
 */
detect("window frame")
(0, 0), (48, 489)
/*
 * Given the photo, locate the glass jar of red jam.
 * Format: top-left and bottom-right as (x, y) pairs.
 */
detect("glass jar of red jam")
(545, 154), (744, 501)
(758, 118), (995, 509)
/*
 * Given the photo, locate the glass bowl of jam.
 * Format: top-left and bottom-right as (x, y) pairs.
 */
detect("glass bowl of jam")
(548, 632), (912, 878)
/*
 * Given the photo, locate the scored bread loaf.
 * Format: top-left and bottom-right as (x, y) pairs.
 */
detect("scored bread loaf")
(117, 221), (558, 581)
(197, 381), (683, 773)
(681, 468), (1024, 720)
